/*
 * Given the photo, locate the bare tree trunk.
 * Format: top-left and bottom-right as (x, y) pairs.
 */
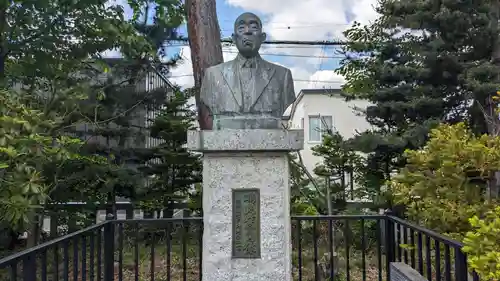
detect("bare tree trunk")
(326, 176), (333, 215)
(185, 0), (223, 129)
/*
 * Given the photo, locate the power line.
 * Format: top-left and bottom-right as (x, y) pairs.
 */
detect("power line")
(222, 50), (344, 58)
(168, 38), (346, 45)
(217, 18), (351, 26)
(264, 45), (339, 49)
(167, 74), (343, 84)
(220, 23), (350, 32)
(168, 44), (339, 49)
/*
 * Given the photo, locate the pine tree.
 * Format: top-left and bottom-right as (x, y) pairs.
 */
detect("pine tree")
(49, 59), (172, 208)
(50, 0), (186, 207)
(137, 89), (202, 217)
(0, 0), (184, 245)
(312, 131), (367, 203)
(337, 0), (496, 196)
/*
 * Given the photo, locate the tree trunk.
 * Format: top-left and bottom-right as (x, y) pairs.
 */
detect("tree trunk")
(26, 216), (40, 248)
(487, 0), (500, 199)
(185, 0), (223, 129)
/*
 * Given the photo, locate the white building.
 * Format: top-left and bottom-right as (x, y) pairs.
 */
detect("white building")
(284, 88), (372, 174)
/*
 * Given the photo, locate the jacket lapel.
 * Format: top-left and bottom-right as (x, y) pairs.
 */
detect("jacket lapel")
(221, 61), (242, 109)
(249, 61), (276, 110)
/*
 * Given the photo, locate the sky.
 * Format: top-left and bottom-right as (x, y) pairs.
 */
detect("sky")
(106, 0), (380, 92)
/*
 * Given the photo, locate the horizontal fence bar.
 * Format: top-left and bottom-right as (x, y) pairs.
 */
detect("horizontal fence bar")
(0, 221), (109, 266)
(47, 201), (187, 209)
(0, 214), (476, 281)
(292, 214), (386, 220)
(387, 216), (463, 247)
(118, 217), (204, 224)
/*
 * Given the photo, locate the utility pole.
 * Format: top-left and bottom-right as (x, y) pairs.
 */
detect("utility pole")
(185, 0), (223, 129)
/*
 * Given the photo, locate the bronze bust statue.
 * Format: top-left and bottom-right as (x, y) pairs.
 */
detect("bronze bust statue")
(199, 12), (296, 129)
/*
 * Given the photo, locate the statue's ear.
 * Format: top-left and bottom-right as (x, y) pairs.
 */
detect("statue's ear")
(261, 32), (267, 42)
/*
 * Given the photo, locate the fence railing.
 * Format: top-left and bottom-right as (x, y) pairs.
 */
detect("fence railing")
(0, 221), (109, 281)
(39, 202), (189, 238)
(387, 216), (479, 281)
(0, 215), (479, 281)
(293, 215), (386, 281)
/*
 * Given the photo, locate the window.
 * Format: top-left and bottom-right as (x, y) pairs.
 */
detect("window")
(308, 115), (333, 142)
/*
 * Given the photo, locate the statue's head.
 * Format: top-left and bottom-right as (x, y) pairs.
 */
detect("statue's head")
(232, 12), (266, 58)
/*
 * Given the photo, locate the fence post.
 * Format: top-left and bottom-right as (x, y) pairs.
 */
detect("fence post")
(103, 213), (115, 281)
(384, 214), (396, 281)
(23, 253), (37, 281)
(455, 247), (468, 281)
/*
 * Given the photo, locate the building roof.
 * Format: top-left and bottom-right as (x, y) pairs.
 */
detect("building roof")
(283, 88), (343, 120)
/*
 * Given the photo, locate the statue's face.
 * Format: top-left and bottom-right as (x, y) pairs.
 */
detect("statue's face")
(232, 13), (266, 58)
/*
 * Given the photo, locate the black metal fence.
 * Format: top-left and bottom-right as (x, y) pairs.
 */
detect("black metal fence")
(0, 221), (109, 281)
(386, 216), (479, 281)
(293, 215), (385, 281)
(0, 215), (478, 281)
(39, 202), (190, 239)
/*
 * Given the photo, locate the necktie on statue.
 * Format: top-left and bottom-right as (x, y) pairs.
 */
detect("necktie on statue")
(243, 60), (255, 68)
(240, 61), (253, 95)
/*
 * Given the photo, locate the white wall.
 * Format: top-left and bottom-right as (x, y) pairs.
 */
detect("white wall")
(290, 92), (372, 173)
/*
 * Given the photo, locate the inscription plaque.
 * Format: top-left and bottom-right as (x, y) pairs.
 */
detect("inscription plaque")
(232, 188), (261, 258)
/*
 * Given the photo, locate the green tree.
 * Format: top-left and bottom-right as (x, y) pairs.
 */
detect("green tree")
(137, 89), (201, 217)
(389, 123), (498, 237)
(0, 0), (185, 240)
(312, 131), (368, 205)
(57, 59), (173, 204)
(0, 90), (105, 232)
(2, 0), (183, 86)
(337, 0), (496, 195)
(462, 206), (500, 281)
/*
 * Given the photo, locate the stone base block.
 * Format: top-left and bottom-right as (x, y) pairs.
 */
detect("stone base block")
(187, 129), (303, 152)
(390, 263), (427, 281)
(187, 129), (304, 281)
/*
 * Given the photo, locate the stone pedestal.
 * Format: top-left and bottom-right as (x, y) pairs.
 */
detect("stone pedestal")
(187, 129), (304, 281)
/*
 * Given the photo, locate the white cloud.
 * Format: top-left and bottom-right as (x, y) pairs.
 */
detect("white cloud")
(227, 0), (378, 91)
(307, 70), (345, 89)
(103, 0), (379, 92)
(349, 0), (380, 26)
(168, 0), (379, 92)
(290, 68), (345, 91)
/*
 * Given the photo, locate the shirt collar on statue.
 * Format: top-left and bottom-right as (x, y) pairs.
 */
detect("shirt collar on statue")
(236, 53), (261, 68)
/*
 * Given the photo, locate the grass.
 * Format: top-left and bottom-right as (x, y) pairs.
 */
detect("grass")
(116, 241), (384, 281)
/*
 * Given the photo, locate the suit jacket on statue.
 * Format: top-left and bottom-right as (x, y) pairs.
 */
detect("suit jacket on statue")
(200, 54), (296, 129)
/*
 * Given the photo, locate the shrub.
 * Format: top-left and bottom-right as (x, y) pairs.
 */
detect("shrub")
(462, 206), (500, 281)
(389, 123), (498, 238)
